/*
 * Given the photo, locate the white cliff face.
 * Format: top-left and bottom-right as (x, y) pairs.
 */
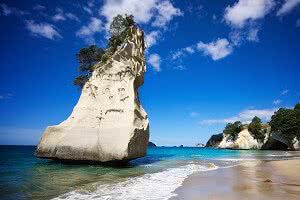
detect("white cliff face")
(36, 27), (149, 162)
(293, 138), (300, 150)
(218, 129), (262, 149)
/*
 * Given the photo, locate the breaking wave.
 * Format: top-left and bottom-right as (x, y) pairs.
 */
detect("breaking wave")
(53, 163), (218, 200)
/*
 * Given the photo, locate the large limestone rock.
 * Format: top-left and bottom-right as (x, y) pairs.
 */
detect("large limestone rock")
(36, 27), (149, 163)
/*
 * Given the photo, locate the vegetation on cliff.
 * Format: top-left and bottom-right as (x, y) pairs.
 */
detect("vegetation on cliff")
(223, 121), (242, 141)
(73, 45), (105, 87)
(74, 14), (138, 88)
(270, 103), (300, 142)
(205, 133), (223, 147)
(248, 116), (265, 143)
(217, 102), (300, 149)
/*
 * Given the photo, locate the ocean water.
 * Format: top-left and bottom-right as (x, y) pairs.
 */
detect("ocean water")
(0, 146), (299, 200)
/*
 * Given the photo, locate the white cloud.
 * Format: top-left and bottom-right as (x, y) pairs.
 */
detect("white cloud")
(147, 53), (161, 72)
(52, 8), (80, 22)
(0, 3), (28, 17)
(229, 30), (243, 45)
(52, 8), (79, 22)
(280, 89), (289, 95)
(171, 50), (185, 60)
(224, 0), (274, 28)
(199, 108), (277, 125)
(184, 46), (195, 54)
(239, 108), (277, 122)
(190, 112), (199, 117)
(100, 0), (182, 29)
(83, 6), (93, 15)
(174, 65), (187, 70)
(212, 14), (217, 21)
(199, 117), (239, 125)
(152, 0), (183, 27)
(100, 0), (156, 25)
(171, 45), (195, 60)
(33, 4), (46, 11)
(247, 28), (259, 41)
(277, 0), (300, 16)
(66, 13), (80, 22)
(197, 38), (233, 61)
(0, 3), (12, 16)
(145, 31), (160, 48)
(88, 0), (95, 8)
(76, 17), (103, 44)
(25, 20), (62, 40)
(52, 12), (66, 22)
(273, 99), (282, 105)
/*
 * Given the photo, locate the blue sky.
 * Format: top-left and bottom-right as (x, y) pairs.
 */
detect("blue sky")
(0, 0), (300, 146)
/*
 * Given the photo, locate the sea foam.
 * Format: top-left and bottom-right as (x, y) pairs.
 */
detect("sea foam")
(53, 163), (218, 200)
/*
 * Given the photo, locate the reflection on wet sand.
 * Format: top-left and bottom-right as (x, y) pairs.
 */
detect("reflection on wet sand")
(172, 159), (300, 200)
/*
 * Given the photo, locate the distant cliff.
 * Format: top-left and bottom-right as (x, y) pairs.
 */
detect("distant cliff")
(148, 142), (157, 147)
(205, 133), (223, 147)
(207, 127), (300, 150)
(218, 128), (265, 149)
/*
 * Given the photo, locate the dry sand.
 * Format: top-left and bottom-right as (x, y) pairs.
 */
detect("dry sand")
(172, 159), (300, 200)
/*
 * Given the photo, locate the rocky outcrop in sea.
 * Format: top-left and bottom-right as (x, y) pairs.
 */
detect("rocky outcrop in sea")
(205, 133), (223, 147)
(207, 128), (300, 150)
(148, 142), (157, 147)
(36, 27), (149, 163)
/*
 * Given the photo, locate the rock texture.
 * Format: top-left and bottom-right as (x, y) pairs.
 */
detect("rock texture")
(293, 138), (300, 150)
(261, 138), (288, 150)
(205, 133), (223, 147)
(218, 129), (263, 149)
(196, 143), (205, 147)
(36, 27), (149, 163)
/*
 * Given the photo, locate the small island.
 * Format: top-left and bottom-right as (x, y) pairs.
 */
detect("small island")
(148, 141), (157, 147)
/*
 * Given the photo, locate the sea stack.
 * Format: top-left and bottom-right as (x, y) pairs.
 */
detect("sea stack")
(36, 27), (149, 163)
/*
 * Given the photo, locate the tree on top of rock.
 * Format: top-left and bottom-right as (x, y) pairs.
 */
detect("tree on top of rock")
(223, 121), (243, 141)
(76, 45), (105, 73)
(73, 45), (105, 88)
(108, 14), (136, 51)
(109, 14), (135, 37)
(269, 107), (298, 142)
(248, 116), (265, 143)
(73, 14), (138, 88)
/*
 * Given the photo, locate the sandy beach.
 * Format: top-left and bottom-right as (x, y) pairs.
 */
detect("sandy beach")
(172, 159), (300, 200)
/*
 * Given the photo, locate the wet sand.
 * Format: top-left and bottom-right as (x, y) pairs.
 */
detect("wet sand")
(172, 159), (300, 200)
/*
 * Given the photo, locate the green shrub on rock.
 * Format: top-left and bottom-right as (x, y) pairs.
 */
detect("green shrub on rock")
(73, 75), (89, 88)
(269, 106), (299, 143)
(223, 121), (243, 141)
(76, 45), (104, 73)
(248, 116), (265, 143)
(73, 14), (138, 88)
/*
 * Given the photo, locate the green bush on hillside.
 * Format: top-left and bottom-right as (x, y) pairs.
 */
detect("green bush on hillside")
(248, 116), (265, 143)
(223, 121), (243, 141)
(270, 104), (300, 142)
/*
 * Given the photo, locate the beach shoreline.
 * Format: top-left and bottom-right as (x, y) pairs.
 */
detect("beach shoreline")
(172, 159), (300, 200)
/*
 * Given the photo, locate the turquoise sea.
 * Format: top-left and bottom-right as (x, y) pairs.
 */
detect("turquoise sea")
(1, 145), (299, 200)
